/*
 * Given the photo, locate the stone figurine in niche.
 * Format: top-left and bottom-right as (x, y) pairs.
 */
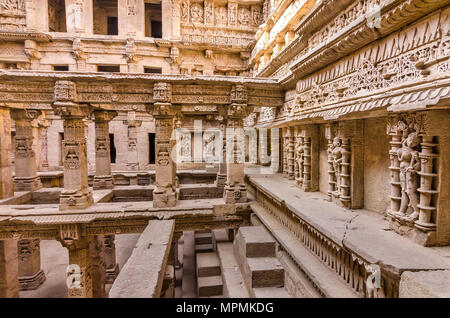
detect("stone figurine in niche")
(330, 137), (343, 192)
(396, 131), (421, 222)
(295, 137), (304, 180)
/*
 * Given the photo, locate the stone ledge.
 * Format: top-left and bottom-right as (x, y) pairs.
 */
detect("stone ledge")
(247, 174), (450, 281)
(399, 270), (450, 298)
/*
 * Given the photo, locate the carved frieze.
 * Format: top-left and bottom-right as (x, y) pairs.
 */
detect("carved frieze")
(153, 82), (172, 103)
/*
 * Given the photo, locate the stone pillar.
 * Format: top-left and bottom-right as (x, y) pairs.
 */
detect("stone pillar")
(152, 83), (178, 208)
(11, 109), (42, 192)
(89, 235), (106, 298)
(162, 0), (173, 40)
(93, 111), (117, 190)
(224, 85), (248, 204)
(52, 81), (93, 211)
(303, 125), (319, 192)
(215, 121), (227, 192)
(123, 112), (141, 171)
(17, 239), (46, 291)
(61, 224), (106, 298)
(287, 128), (295, 180)
(38, 119), (51, 171)
(0, 240), (19, 298)
(102, 235), (119, 284)
(0, 107), (14, 200)
(171, 0), (181, 40)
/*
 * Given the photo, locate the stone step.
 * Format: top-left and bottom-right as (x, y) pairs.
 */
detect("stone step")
(253, 287), (292, 298)
(235, 226), (276, 258)
(212, 229), (230, 243)
(216, 242), (250, 298)
(197, 276), (223, 297)
(245, 257), (285, 289)
(195, 232), (213, 245)
(195, 243), (214, 254)
(251, 202), (358, 298)
(196, 253), (221, 277)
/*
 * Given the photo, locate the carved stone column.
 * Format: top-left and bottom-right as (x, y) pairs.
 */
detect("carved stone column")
(11, 109), (42, 192)
(341, 120), (364, 209)
(60, 225), (106, 298)
(215, 120), (227, 192)
(123, 112), (141, 171)
(52, 81), (93, 211)
(102, 235), (119, 284)
(153, 83), (178, 208)
(224, 85), (249, 204)
(287, 128), (295, 180)
(0, 240), (19, 298)
(325, 121), (363, 209)
(38, 119), (51, 171)
(17, 239), (46, 290)
(302, 125), (319, 192)
(325, 124), (336, 200)
(282, 128), (288, 177)
(0, 107), (14, 200)
(171, 0), (181, 40)
(162, 0), (173, 39)
(89, 235), (106, 298)
(93, 111), (117, 190)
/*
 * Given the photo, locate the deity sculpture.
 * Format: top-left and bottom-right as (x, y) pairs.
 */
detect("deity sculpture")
(330, 137), (343, 191)
(181, 1), (189, 21)
(191, 4), (203, 23)
(204, 134), (216, 161)
(295, 138), (304, 180)
(396, 131), (421, 221)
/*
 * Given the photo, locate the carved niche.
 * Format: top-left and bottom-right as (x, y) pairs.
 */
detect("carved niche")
(215, 6), (227, 26)
(325, 124), (351, 208)
(153, 82), (172, 103)
(386, 112), (438, 233)
(238, 7), (250, 26)
(190, 3), (203, 24)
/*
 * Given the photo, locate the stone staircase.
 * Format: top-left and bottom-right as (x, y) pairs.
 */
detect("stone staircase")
(195, 230), (223, 297)
(194, 231), (214, 254)
(233, 226), (290, 298)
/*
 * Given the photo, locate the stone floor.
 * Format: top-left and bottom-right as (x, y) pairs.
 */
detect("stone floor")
(19, 234), (140, 298)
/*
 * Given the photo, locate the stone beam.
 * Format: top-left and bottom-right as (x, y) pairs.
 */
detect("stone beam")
(109, 220), (175, 298)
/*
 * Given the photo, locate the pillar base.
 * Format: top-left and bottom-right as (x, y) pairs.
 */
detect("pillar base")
(14, 177), (42, 192)
(19, 269), (46, 291)
(59, 190), (93, 211)
(153, 188), (178, 208)
(105, 264), (120, 284)
(224, 184), (247, 204)
(93, 175), (114, 190)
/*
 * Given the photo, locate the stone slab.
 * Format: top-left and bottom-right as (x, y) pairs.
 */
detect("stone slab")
(196, 252), (221, 277)
(399, 270), (450, 298)
(109, 220), (174, 298)
(253, 287), (291, 298)
(246, 257), (285, 288)
(235, 226), (276, 258)
(197, 276), (223, 297)
(195, 244), (214, 254)
(195, 232), (213, 245)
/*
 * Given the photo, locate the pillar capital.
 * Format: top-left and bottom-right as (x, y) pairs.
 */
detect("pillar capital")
(11, 109), (41, 122)
(93, 110), (118, 123)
